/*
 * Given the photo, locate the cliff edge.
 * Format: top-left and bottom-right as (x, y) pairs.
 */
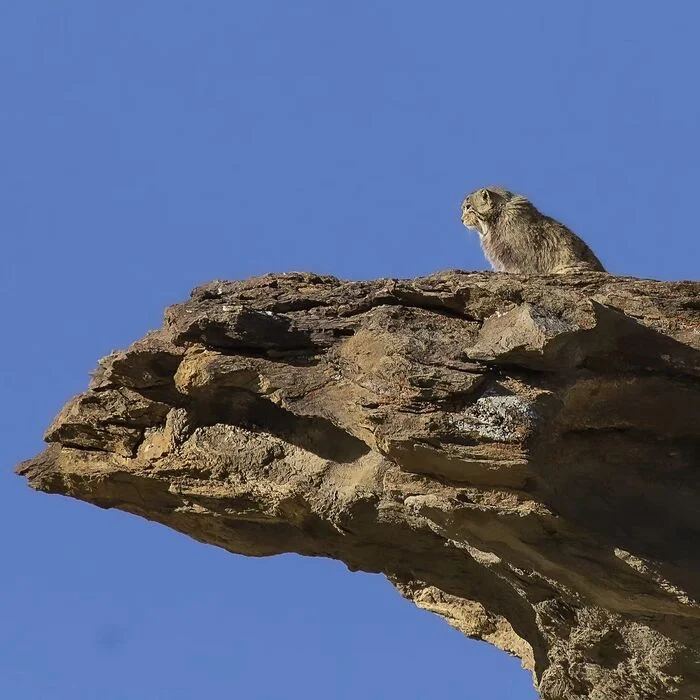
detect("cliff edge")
(17, 271), (700, 699)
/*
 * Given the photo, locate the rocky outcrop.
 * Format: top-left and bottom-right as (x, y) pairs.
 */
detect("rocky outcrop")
(17, 271), (700, 699)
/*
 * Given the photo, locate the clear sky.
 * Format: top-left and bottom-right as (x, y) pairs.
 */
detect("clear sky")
(2, 3), (698, 699)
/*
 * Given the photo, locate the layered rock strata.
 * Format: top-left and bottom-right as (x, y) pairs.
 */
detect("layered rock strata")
(17, 271), (700, 699)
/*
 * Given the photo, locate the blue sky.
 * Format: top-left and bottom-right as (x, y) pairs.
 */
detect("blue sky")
(2, 3), (698, 699)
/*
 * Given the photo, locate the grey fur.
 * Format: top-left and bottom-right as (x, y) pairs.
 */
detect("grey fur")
(461, 187), (605, 274)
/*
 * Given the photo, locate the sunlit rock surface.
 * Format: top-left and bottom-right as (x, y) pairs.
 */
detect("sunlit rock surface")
(18, 271), (700, 699)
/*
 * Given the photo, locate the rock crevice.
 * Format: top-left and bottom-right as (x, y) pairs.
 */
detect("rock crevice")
(17, 271), (700, 700)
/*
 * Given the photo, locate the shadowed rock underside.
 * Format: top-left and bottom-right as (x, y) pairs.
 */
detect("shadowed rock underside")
(17, 271), (700, 699)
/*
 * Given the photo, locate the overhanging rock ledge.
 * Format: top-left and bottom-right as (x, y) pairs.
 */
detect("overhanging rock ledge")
(17, 270), (700, 700)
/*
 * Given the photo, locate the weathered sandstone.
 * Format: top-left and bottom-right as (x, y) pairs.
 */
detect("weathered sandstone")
(17, 271), (700, 699)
